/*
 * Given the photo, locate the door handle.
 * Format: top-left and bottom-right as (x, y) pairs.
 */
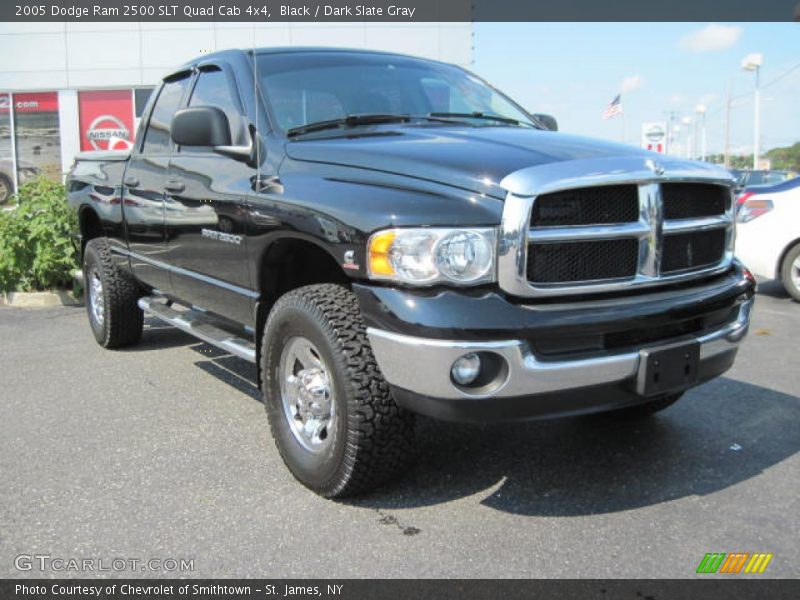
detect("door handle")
(164, 180), (185, 193)
(123, 176), (139, 187)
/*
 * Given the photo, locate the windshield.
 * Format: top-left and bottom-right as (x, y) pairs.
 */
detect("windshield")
(749, 171), (787, 186)
(255, 51), (535, 133)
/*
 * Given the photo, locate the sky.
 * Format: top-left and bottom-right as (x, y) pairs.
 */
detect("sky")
(472, 23), (800, 156)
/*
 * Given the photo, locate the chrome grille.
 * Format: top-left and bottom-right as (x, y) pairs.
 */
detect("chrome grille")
(530, 185), (639, 227)
(498, 158), (736, 298)
(662, 229), (727, 274)
(527, 238), (639, 283)
(662, 183), (730, 219)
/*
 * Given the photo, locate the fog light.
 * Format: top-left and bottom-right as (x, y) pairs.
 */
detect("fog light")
(451, 353), (481, 386)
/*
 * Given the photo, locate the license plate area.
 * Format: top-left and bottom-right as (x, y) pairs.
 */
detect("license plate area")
(636, 340), (700, 397)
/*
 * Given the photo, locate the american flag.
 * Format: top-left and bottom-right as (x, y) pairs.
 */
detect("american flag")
(602, 94), (623, 120)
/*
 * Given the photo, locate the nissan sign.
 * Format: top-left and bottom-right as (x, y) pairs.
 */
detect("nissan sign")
(87, 115), (132, 150)
(78, 90), (135, 152)
(641, 122), (667, 153)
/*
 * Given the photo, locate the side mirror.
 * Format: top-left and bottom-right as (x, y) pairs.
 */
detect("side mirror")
(171, 106), (232, 147)
(533, 113), (558, 132)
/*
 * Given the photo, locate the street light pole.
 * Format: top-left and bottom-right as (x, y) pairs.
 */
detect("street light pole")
(741, 53), (764, 170)
(681, 116), (692, 160)
(696, 104), (707, 162)
(701, 110), (707, 162)
(724, 81), (732, 168)
(753, 67), (761, 169)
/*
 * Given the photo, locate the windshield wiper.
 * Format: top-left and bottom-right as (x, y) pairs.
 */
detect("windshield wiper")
(427, 111), (535, 127)
(285, 112), (496, 137)
(286, 114), (412, 137)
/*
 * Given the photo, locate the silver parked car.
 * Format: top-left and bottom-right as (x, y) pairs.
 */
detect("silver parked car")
(0, 158), (41, 205)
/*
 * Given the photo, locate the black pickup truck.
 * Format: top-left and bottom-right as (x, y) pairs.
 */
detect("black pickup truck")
(68, 47), (755, 497)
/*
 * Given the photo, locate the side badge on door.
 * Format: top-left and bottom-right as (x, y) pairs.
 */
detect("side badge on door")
(202, 228), (243, 245)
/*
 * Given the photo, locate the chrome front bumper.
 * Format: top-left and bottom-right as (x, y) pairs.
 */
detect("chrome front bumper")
(367, 298), (753, 401)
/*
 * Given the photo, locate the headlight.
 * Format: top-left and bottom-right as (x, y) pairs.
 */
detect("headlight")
(368, 227), (496, 286)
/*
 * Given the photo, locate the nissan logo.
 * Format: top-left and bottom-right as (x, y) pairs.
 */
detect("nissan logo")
(645, 126), (666, 143)
(87, 115), (132, 151)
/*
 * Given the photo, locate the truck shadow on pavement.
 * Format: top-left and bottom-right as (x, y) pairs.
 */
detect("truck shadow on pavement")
(126, 317), (203, 350)
(755, 279), (792, 300)
(132, 320), (800, 517)
(129, 318), (263, 400)
(351, 377), (800, 516)
(187, 341), (263, 401)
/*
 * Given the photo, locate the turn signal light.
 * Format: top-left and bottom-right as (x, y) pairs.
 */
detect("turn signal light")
(368, 231), (396, 276)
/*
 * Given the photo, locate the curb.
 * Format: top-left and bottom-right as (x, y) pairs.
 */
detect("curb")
(2, 290), (83, 308)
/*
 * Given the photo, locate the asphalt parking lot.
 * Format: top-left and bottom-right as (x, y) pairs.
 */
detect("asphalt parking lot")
(1, 282), (798, 579)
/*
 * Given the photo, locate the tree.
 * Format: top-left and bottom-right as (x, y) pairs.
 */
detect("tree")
(705, 143), (800, 172)
(705, 153), (752, 169)
(765, 143), (800, 172)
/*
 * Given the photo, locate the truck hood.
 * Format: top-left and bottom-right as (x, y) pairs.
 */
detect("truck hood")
(284, 126), (655, 198)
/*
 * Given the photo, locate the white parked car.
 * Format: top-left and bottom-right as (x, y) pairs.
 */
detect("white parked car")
(736, 177), (800, 300)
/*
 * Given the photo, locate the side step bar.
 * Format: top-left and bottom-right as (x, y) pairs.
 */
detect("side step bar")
(137, 297), (256, 363)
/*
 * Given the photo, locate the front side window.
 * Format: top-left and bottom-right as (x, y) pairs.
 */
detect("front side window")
(134, 88), (155, 118)
(141, 76), (190, 154)
(256, 52), (534, 133)
(183, 69), (241, 153)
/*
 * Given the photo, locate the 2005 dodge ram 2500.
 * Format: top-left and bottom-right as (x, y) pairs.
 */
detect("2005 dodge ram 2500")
(68, 48), (755, 497)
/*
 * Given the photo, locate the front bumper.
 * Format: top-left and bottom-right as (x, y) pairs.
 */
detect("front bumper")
(369, 297), (751, 400)
(356, 263), (755, 422)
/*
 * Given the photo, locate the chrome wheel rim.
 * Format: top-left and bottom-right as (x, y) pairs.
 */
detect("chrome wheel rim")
(278, 337), (336, 453)
(792, 256), (800, 291)
(88, 269), (105, 326)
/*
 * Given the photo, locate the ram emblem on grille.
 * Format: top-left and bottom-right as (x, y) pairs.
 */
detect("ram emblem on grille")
(645, 159), (665, 176)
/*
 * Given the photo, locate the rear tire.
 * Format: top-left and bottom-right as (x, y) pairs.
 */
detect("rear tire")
(780, 242), (800, 302)
(262, 283), (415, 498)
(83, 238), (143, 348)
(611, 392), (684, 419)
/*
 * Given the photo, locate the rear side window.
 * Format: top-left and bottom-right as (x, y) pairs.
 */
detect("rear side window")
(183, 69), (241, 153)
(141, 76), (191, 154)
(134, 88), (155, 118)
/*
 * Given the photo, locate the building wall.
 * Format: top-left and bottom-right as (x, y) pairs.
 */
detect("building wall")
(0, 22), (473, 194)
(0, 22), (473, 90)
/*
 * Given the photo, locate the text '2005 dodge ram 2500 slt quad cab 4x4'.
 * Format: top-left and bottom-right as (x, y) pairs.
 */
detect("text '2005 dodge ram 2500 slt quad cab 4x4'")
(68, 48), (755, 497)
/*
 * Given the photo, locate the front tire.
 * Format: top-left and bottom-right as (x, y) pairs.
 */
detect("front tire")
(83, 238), (143, 348)
(780, 242), (800, 302)
(262, 284), (415, 498)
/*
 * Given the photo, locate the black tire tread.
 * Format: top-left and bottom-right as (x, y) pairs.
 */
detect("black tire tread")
(780, 242), (800, 302)
(84, 238), (143, 348)
(262, 283), (415, 498)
